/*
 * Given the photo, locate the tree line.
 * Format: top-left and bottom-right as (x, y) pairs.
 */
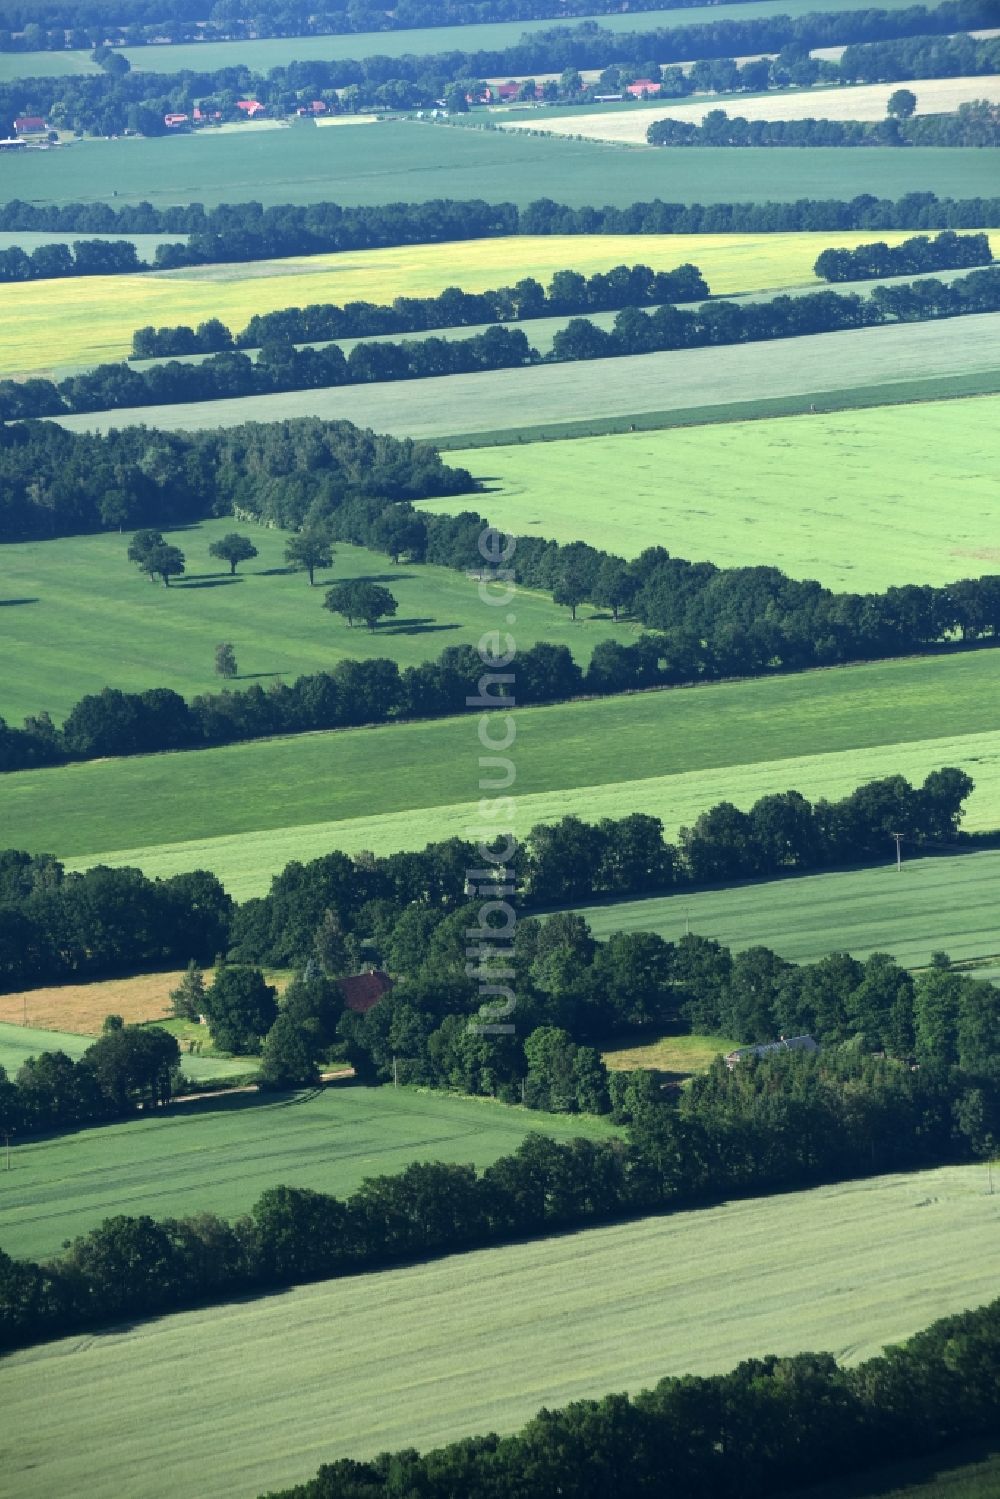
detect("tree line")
(1, 1), (992, 138)
(3, 193), (999, 266)
(648, 100), (1000, 150)
(1, 1046), (997, 1355)
(0, 768), (972, 991)
(5, 260), (996, 421)
(0, 416), (473, 542)
(0, 236), (143, 283)
(814, 230), (993, 280)
(130, 261), (710, 359)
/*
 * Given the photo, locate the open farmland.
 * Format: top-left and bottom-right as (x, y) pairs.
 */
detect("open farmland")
(0, 1084), (616, 1262)
(51, 312), (1000, 440)
(1, 1163), (996, 1499)
(2, 646), (998, 891)
(576, 848), (1000, 968)
(4, 123), (1000, 214)
(502, 74), (1000, 141)
(433, 396), (1000, 591)
(0, 520), (627, 723)
(1, 228), (979, 377)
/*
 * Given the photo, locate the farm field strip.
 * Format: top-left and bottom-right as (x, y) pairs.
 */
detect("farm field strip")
(502, 74), (1000, 141)
(0, 1084), (615, 1262)
(1, 1164), (997, 1499)
(0, 1021), (250, 1085)
(4, 124), (999, 213)
(3, 644), (997, 864)
(53, 726), (1000, 897)
(434, 396), (1000, 592)
(0, 228), (970, 377)
(574, 848), (1000, 968)
(50, 311), (1000, 439)
(0, 520), (628, 723)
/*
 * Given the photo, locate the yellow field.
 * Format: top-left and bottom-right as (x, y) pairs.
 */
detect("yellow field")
(0, 967), (291, 1034)
(503, 75), (1000, 142)
(602, 1034), (738, 1077)
(0, 230), (982, 376)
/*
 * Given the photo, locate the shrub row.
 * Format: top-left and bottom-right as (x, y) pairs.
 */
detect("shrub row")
(647, 102), (1000, 150)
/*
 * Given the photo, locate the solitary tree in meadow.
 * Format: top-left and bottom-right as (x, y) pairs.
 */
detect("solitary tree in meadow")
(887, 87), (917, 119)
(324, 581), (361, 626)
(355, 583), (398, 632)
(170, 960), (206, 1021)
(554, 565), (588, 621)
(285, 528), (333, 585)
(214, 642), (238, 678)
(209, 532), (259, 575)
(127, 528), (165, 580)
(141, 543), (185, 587)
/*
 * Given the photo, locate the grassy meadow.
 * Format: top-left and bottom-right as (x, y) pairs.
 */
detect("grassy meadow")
(602, 1032), (738, 1077)
(5, 123), (1000, 216)
(436, 396), (1000, 591)
(0, 1021), (252, 1086)
(0, 518), (628, 723)
(0, 1083), (616, 1262)
(576, 848), (1000, 968)
(1, 1163), (997, 1498)
(53, 312), (1000, 440)
(2, 646), (999, 891)
(4, 228), (985, 377)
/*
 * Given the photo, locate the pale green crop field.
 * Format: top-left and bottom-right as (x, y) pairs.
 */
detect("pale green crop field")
(2, 645), (996, 894)
(576, 848), (1000, 968)
(0, 518), (627, 723)
(0, 1021), (251, 1085)
(0, 1083), (615, 1262)
(2, 228), (964, 377)
(435, 396), (1000, 592)
(1, 1163), (997, 1499)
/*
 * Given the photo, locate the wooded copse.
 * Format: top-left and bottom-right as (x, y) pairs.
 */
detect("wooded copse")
(3, 259), (997, 420)
(2, 1048), (997, 1357)
(647, 101), (1000, 150)
(1, 2), (995, 136)
(129, 261), (711, 358)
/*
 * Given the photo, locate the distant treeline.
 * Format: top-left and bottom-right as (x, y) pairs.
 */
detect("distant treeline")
(1, 2), (995, 137)
(0, 236), (143, 282)
(269, 1295), (1000, 1499)
(2, 192), (999, 276)
(648, 100), (1000, 149)
(814, 230), (993, 279)
(0, 769), (973, 989)
(130, 261), (710, 358)
(2, 1047), (998, 1356)
(4, 261), (997, 420)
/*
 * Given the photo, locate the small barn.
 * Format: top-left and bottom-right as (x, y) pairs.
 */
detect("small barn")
(13, 116), (48, 136)
(627, 80), (662, 97)
(725, 1035), (819, 1070)
(338, 969), (394, 1016)
(236, 99), (265, 117)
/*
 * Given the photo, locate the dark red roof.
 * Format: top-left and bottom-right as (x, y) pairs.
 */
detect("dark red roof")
(338, 970), (393, 1015)
(14, 116), (46, 129)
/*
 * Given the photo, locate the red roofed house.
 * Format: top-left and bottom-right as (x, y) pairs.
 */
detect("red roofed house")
(237, 99), (265, 116)
(496, 82), (520, 101)
(626, 80), (662, 97)
(193, 106), (222, 123)
(13, 116), (48, 136)
(338, 969), (394, 1016)
(164, 112), (189, 128)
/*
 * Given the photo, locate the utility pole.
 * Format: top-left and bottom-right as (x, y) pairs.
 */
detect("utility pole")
(392, 1056), (398, 1088)
(890, 832), (904, 872)
(3, 1133), (11, 1171)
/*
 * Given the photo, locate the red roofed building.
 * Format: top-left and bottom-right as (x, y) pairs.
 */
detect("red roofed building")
(236, 99), (265, 116)
(338, 970), (394, 1015)
(626, 79), (662, 97)
(164, 112), (189, 127)
(13, 115), (48, 135)
(496, 82), (520, 101)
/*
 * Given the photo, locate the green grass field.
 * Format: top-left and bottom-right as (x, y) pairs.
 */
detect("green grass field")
(0, 518), (629, 723)
(433, 396), (1000, 592)
(1, 1163), (996, 1498)
(5, 122), (1000, 215)
(793, 1447), (1000, 1499)
(0, 1021), (252, 1087)
(53, 312), (1000, 440)
(3, 646), (999, 894)
(575, 848), (1000, 968)
(5, 227), (980, 377)
(0, 0), (947, 81)
(0, 1083), (616, 1261)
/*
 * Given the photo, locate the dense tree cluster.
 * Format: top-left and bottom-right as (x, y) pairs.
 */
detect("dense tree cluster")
(648, 100), (1000, 149)
(0, 1021), (181, 1136)
(6, 262), (997, 421)
(0, 236), (141, 283)
(0, 417), (473, 541)
(814, 230), (992, 280)
(130, 261), (710, 358)
(0, 3), (993, 136)
(1, 1047), (997, 1354)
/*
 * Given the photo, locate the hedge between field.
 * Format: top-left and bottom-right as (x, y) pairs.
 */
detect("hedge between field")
(647, 101), (1000, 150)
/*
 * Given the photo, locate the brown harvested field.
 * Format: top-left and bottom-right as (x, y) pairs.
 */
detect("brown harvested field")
(0, 968), (292, 1035)
(602, 1033), (737, 1079)
(501, 74), (1000, 142)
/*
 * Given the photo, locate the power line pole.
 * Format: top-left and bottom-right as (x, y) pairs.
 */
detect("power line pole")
(3, 1133), (11, 1171)
(890, 832), (904, 872)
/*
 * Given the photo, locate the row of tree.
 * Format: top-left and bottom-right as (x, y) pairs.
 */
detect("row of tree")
(6, 260), (996, 422)
(0, 416), (473, 542)
(814, 230), (993, 280)
(130, 261), (710, 358)
(2, 1046), (998, 1354)
(648, 100), (1000, 150)
(0, 769), (972, 991)
(3, 191), (999, 256)
(1, 3), (993, 137)
(0, 237), (143, 283)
